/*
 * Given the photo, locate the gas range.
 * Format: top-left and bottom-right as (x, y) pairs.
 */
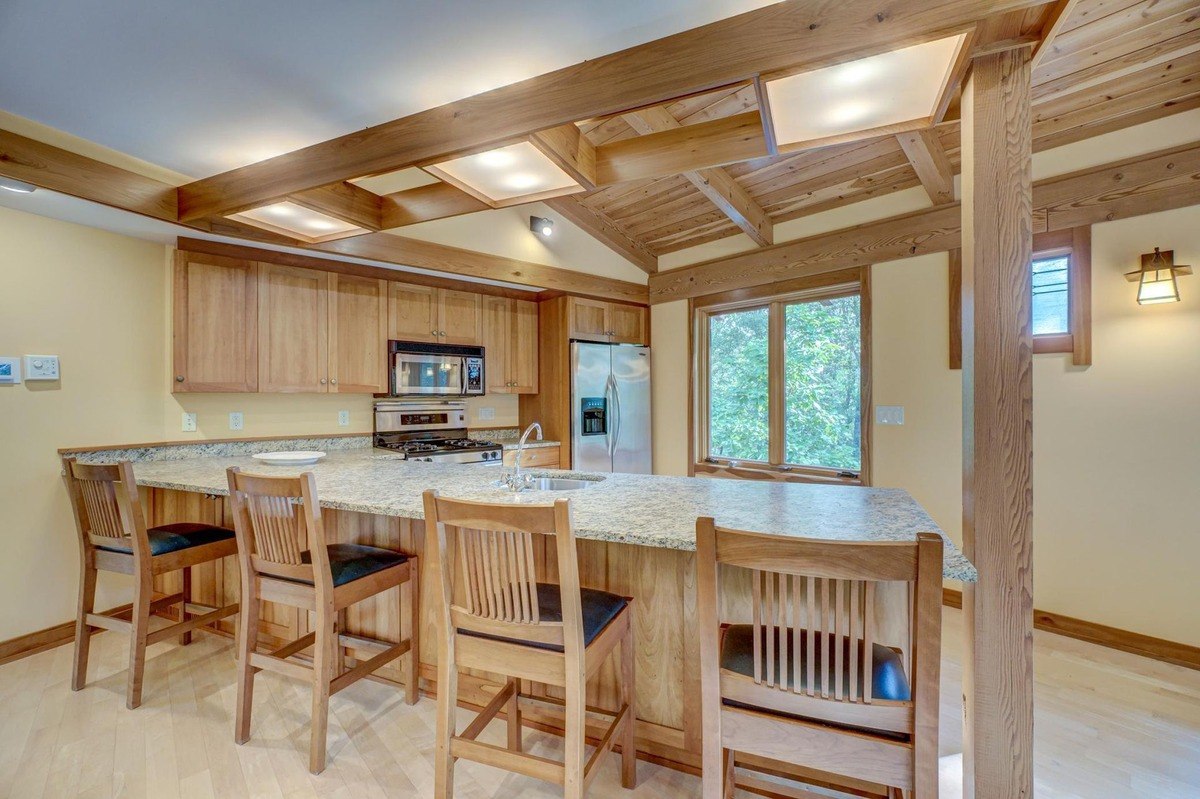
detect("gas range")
(373, 400), (503, 464)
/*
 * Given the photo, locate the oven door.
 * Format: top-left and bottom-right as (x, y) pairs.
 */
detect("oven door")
(391, 353), (466, 395)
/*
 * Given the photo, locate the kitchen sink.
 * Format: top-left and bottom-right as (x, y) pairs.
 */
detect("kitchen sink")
(528, 477), (597, 491)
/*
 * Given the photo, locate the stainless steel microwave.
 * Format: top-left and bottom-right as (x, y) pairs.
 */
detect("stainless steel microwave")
(388, 341), (485, 396)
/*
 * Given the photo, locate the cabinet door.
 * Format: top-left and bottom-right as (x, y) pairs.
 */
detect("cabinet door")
(388, 282), (439, 342)
(173, 251), (258, 392)
(329, 274), (388, 393)
(569, 297), (611, 342)
(509, 299), (539, 393)
(258, 263), (329, 392)
(482, 295), (512, 393)
(439, 289), (483, 345)
(609, 303), (648, 345)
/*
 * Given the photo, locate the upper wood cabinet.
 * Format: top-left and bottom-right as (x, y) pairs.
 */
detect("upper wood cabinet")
(173, 251), (259, 392)
(256, 265), (388, 394)
(258, 264), (330, 393)
(567, 297), (648, 345)
(329, 275), (388, 394)
(483, 296), (539, 394)
(388, 281), (482, 346)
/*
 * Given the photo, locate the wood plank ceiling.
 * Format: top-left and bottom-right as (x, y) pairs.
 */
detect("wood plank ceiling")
(507, 0), (1200, 259)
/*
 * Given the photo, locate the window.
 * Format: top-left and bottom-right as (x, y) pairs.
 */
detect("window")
(1031, 254), (1069, 335)
(695, 269), (869, 484)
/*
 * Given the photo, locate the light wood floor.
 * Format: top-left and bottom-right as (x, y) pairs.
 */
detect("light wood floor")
(1, 608), (1197, 798)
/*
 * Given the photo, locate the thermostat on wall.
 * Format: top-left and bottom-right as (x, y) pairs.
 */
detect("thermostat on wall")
(0, 357), (20, 384)
(23, 355), (59, 380)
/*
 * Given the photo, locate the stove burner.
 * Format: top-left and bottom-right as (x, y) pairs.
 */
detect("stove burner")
(444, 439), (491, 448)
(401, 443), (439, 453)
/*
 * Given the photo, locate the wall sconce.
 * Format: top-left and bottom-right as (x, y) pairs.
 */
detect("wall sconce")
(530, 216), (554, 238)
(1125, 248), (1192, 305)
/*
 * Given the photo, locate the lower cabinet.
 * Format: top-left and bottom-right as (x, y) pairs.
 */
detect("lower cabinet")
(501, 447), (560, 469)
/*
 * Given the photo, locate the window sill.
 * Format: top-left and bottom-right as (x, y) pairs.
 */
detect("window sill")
(1033, 333), (1073, 354)
(692, 461), (863, 486)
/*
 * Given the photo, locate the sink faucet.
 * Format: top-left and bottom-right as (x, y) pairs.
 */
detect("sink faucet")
(504, 422), (543, 493)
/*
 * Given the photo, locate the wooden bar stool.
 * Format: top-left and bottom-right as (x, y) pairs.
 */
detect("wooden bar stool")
(226, 467), (420, 774)
(422, 490), (637, 799)
(63, 457), (240, 709)
(695, 518), (943, 799)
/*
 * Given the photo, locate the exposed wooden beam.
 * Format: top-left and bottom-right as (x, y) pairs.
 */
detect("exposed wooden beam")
(897, 128), (956, 205)
(647, 139), (1200, 303)
(380, 182), (489, 228)
(595, 111), (769, 186)
(529, 124), (597, 190)
(287, 181), (383, 231)
(543, 195), (659, 274)
(624, 106), (773, 246)
(310, 233), (648, 304)
(175, 0), (1047, 220)
(0, 128), (177, 220)
(1030, 0), (1081, 70)
(960, 46), (1034, 799)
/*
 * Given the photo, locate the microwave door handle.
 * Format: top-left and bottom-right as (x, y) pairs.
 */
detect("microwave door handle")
(459, 358), (466, 395)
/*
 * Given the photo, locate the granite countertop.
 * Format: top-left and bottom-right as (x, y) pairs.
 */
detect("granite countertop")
(110, 448), (974, 581)
(468, 429), (560, 451)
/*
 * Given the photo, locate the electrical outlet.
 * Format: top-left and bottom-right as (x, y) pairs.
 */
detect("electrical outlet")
(182, 412), (197, 432)
(478, 406), (496, 421)
(229, 412), (244, 431)
(875, 405), (905, 426)
(338, 410), (350, 427)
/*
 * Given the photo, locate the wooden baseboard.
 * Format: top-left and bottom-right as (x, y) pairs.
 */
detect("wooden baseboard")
(0, 601), (136, 666)
(943, 589), (1200, 670)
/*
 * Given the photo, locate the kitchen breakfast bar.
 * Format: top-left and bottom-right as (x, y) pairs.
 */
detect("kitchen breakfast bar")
(60, 440), (976, 780)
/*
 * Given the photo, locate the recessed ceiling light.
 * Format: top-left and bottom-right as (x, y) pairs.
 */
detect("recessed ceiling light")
(231, 201), (363, 242)
(0, 177), (37, 194)
(427, 141), (582, 207)
(764, 34), (966, 151)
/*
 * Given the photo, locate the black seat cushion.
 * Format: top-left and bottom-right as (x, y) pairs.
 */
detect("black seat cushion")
(460, 583), (628, 653)
(299, 543), (409, 587)
(96, 522), (235, 557)
(720, 624), (910, 702)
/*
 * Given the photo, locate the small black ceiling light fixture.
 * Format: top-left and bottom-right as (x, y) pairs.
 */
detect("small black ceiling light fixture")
(530, 215), (554, 238)
(0, 177), (37, 194)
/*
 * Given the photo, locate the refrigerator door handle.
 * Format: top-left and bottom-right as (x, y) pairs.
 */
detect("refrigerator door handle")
(611, 375), (622, 457)
(604, 373), (617, 457)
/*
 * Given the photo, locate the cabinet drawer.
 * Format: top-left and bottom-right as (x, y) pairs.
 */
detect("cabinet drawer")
(502, 446), (559, 468)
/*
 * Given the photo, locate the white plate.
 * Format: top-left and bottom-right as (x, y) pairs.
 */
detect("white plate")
(251, 451), (326, 466)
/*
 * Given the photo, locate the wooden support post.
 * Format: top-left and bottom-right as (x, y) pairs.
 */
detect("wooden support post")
(959, 49), (1034, 799)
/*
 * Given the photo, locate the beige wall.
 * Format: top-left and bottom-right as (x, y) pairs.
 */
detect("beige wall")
(0, 204), (521, 641)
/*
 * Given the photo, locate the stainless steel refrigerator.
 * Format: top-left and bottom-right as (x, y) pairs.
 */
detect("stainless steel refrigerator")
(570, 342), (651, 473)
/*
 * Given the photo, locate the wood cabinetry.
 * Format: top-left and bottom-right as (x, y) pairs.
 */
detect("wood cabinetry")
(388, 281), (482, 345)
(567, 296), (648, 345)
(482, 296), (539, 394)
(172, 251), (259, 392)
(257, 264), (387, 394)
(501, 446), (559, 469)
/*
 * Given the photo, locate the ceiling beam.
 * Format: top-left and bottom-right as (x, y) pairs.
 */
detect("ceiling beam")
(543, 195), (659, 274)
(1030, 0), (1081, 71)
(529, 124), (597, 190)
(647, 139), (1200, 303)
(287, 181), (384, 231)
(380, 182), (489, 228)
(624, 106), (773, 246)
(174, 0), (1046, 220)
(595, 111), (768, 185)
(896, 128), (956, 205)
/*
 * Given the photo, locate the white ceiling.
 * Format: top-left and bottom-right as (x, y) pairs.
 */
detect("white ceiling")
(0, 0), (777, 179)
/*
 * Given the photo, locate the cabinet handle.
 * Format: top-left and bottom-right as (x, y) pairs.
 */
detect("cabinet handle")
(175, 375), (185, 383)
(431, 329), (438, 336)
(320, 378), (328, 385)
(330, 378), (338, 385)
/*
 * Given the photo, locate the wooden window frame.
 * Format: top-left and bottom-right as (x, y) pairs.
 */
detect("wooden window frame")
(689, 267), (872, 487)
(950, 226), (1092, 368)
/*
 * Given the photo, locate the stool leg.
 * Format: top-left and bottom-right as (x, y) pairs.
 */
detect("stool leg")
(126, 566), (153, 710)
(506, 677), (522, 752)
(309, 605), (335, 774)
(721, 748), (736, 799)
(405, 564), (420, 705)
(434, 635), (457, 799)
(619, 626), (637, 788)
(71, 560), (97, 692)
(234, 585), (260, 745)
(563, 672), (586, 799)
(178, 566), (193, 646)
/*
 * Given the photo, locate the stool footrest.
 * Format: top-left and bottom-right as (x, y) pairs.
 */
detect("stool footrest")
(330, 640), (410, 696)
(146, 602), (239, 646)
(451, 737), (566, 786)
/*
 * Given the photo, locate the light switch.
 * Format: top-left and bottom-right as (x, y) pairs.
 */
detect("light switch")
(875, 405), (905, 425)
(338, 410), (350, 427)
(23, 355), (59, 380)
(229, 412), (244, 431)
(0, 357), (21, 384)
(182, 412), (197, 432)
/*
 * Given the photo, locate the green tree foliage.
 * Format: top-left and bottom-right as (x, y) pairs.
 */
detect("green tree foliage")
(707, 296), (860, 471)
